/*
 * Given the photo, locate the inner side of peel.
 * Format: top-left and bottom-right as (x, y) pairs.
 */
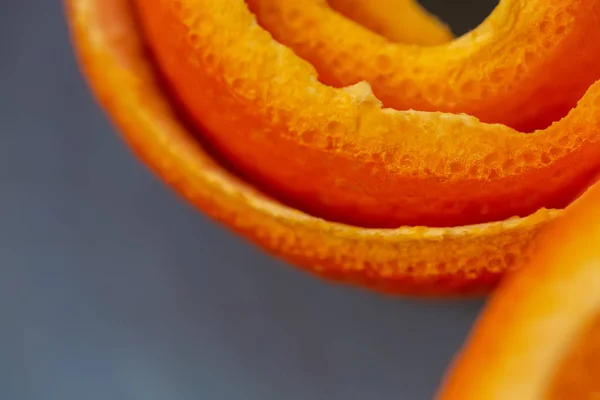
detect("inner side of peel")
(545, 311), (600, 399)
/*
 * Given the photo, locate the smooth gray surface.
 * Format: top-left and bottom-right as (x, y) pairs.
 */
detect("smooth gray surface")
(2, 1), (497, 399)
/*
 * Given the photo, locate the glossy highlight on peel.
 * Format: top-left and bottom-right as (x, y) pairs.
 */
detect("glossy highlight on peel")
(437, 181), (600, 399)
(66, 0), (599, 295)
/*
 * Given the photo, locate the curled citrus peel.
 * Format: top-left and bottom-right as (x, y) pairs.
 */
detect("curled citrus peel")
(134, 0), (600, 229)
(248, 0), (600, 131)
(66, 0), (597, 295)
(327, 0), (453, 45)
(437, 180), (600, 399)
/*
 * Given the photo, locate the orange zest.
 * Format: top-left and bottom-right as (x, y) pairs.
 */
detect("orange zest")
(437, 181), (600, 399)
(326, 0), (453, 45)
(248, 0), (600, 131)
(66, 0), (600, 295)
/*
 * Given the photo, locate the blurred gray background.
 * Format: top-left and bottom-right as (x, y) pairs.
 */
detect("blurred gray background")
(2, 1), (496, 399)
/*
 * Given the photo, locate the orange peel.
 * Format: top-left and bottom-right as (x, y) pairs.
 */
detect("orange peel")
(437, 181), (600, 398)
(66, 0), (600, 295)
(248, 0), (600, 131)
(327, 0), (453, 45)
(65, 0), (565, 296)
(133, 0), (600, 229)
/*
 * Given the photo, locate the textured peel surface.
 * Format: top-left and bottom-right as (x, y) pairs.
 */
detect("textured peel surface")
(66, 0), (599, 295)
(134, 0), (600, 228)
(249, 0), (600, 132)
